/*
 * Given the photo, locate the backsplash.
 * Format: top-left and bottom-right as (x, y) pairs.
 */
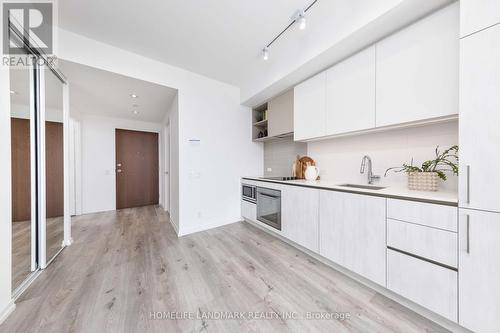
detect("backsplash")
(307, 121), (459, 191)
(264, 137), (307, 177)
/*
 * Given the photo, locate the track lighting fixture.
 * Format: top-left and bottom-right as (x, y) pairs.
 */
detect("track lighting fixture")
(260, 0), (318, 61)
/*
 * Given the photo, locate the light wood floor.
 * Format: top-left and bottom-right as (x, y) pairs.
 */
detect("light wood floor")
(1, 206), (449, 333)
(12, 217), (64, 290)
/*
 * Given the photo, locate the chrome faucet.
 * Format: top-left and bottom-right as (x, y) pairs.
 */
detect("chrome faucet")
(360, 155), (380, 185)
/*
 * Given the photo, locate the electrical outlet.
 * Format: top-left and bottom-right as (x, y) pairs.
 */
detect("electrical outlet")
(267, 167), (272, 172)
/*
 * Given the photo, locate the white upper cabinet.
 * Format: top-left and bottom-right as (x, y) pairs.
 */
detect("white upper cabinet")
(319, 190), (386, 286)
(459, 24), (500, 212)
(281, 186), (319, 253)
(294, 72), (326, 141)
(459, 209), (500, 333)
(325, 46), (376, 136)
(461, 0), (500, 37)
(268, 90), (294, 137)
(375, 3), (459, 127)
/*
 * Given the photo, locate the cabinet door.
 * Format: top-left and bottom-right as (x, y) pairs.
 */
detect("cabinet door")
(281, 186), (319, 252)
(319, 191), (386, 286)
(459, 209), (500, 333)
(459, 25), (500, 212)
(461, 0), (500, 37)
(325, 46), (375, 136)
(293, 72), (326, 141)
(268, 90), (294, 137)
(241, 200), (256, 222)
(387, 250), (457, 322)
(376, 4), (458, 127)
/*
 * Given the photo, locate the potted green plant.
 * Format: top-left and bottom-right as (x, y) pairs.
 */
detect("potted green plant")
(385, 145), (459, 191)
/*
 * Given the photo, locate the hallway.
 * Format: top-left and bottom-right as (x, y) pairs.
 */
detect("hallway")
(1, 206), (448, 333)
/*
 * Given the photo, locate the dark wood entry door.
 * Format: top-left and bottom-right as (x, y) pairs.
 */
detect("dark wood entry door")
(115, 129), (159, 209)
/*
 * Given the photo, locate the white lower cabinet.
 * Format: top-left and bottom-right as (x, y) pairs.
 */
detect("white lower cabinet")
(319, 190), (386, 286)
(387, 250), (458, 322)
(281, 186), (319, 252)
(387, 219), (458, 268)
(243, 179), (500, 330)
(459, 209), (500, 333)
(241, 200), (256, 222)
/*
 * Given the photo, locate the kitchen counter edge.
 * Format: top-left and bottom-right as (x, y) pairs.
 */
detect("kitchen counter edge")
(242, 177), (458, 207)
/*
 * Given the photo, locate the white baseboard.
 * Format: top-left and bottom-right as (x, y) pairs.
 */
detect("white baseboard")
(244, 219), (471, 333)
(178, 219), (240, 237)
(169, 216), (179, 235)
(0, 301), (15, 325)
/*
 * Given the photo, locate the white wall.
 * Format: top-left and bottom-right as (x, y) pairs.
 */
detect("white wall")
(307, 121), (459, 191)
(0, 66), (14, 322)
(80, 114), (162, 214)
(164, 95), (179, 232)
(69, 117), (82, 216)
(58, 29), (263, 235)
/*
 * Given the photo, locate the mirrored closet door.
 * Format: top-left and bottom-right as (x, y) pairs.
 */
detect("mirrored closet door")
(8, 14), (69, 296)
(10, 60), (68, 295)
(10, 58), (37, 292)
(43, 66), (66, 264)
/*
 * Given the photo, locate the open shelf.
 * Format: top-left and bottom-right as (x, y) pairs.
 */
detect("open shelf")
(253, 119), (268, 127)
(252, 102), (268, 141)
(253, 136), (269, 142)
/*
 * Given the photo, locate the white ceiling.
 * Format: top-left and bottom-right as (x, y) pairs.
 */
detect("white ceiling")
(58, 0), (409, 90)
(59, 60), (177, 122)
(58, 0), (309, 87)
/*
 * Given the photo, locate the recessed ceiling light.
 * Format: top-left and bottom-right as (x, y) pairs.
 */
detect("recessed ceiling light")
(130, 93), (138, 98)
(10, 90), (17, 94)
(133, 110), (139, 115)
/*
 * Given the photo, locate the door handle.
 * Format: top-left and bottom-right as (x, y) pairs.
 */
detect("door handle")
(466, 214), (470, 254)
(466, 165), (470, 204)
(258, 193), (280, 199)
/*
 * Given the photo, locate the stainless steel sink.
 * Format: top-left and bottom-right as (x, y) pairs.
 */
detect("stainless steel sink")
(338, 184), (386, 190)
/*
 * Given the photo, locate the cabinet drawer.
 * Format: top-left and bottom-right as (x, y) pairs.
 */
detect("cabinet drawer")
(241, 200), (256, 222)
(387, 249), (458, 322)
(387, 199), (457, 232)
(387, 219), (457, 268)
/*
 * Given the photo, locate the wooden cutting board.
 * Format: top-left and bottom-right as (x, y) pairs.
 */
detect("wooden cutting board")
(294, 155), (318, 180)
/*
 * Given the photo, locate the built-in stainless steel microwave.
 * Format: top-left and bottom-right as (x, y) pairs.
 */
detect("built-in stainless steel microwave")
(242, 184), (256, 203)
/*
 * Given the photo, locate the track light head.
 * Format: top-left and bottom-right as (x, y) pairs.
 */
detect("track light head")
(298, 12), (306, 30)
(262, 47), (269, 61)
